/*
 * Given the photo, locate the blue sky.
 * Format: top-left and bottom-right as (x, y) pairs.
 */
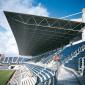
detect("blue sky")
(0, 26), (6, 32)
(36, 0), (85, 19)
(0, 0), (84, 55)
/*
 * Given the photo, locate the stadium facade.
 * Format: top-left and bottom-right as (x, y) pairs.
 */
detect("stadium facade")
(0, 9), (85, 85)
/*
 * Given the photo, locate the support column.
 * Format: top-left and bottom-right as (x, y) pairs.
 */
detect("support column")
(82, 8), (85, 41)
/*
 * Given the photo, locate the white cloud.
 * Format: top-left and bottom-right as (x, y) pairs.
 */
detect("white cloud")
(0, 29), (19, 55)
(0, 0), (49, 56)
(71, 18), (82, 22)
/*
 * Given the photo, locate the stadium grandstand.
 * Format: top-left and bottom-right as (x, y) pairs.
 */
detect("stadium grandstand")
(0, 9), (85, 85)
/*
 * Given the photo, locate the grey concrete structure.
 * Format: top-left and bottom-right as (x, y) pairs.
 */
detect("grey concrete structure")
(4, 11), (85, 56)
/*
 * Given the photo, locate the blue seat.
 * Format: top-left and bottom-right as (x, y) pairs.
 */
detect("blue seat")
(60, 41), (85, 60)
(4, 57), (8, 63)
(8, 57), (13, 63)
(13, 57), (18, 63)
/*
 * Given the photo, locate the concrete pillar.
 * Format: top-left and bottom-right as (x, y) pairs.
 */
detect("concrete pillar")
(82, 28), (85, 41)
(82, 8), (85, 22)
(82, 8), (85, 41)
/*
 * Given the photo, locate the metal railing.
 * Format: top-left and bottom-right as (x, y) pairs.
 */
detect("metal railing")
(78, 57), (85, 76)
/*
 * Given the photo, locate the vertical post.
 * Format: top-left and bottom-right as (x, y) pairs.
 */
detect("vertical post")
(78, 58), (80, 73)
(54, 69), (58, 85)
(19, 69), (22, 85)
(82, 8), (85, 22)
(82, 8), (85, 41)
(82, 58), (84, 76)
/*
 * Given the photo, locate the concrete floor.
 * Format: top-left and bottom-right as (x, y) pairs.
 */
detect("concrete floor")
(57, 65), (84, 85)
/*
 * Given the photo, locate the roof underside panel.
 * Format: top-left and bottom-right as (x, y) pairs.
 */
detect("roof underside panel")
(4, 11), (85, 56)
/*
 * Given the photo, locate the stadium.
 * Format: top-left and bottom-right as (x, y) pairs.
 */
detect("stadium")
(0, 8), (85, 85)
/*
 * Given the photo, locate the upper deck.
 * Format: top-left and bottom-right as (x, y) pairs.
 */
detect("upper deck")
(4, 11), (85, 56)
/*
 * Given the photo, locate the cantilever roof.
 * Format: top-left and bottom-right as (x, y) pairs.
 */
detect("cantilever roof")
(4, 11), (85, 56)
